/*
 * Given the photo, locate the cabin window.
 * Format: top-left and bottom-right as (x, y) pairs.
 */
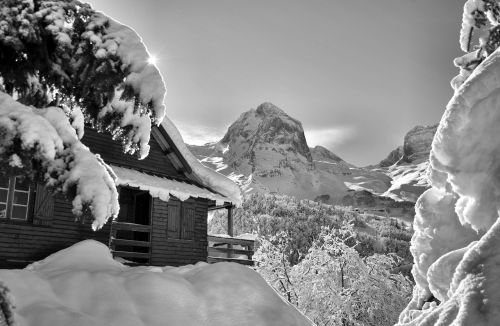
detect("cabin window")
(0, 176), (31, 220)
(167, 200), (195, 240)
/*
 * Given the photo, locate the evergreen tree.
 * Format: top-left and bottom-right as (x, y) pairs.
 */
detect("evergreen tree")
(0, 0), (166, 229)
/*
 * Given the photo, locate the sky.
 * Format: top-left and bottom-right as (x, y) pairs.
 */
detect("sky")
(86, 0), (463, 166)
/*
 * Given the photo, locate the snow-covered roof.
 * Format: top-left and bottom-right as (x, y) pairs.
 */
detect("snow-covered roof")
(160, 117), (242, 206)
(110, 165), (230, 205)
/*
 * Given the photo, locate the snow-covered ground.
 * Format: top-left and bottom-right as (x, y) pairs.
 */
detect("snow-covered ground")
(0, 240), (312, 326)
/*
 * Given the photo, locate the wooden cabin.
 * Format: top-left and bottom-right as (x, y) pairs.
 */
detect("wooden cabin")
(0, 124), (252, 268)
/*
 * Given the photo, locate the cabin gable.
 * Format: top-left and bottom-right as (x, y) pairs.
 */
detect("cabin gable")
(81, 127), (187, 180)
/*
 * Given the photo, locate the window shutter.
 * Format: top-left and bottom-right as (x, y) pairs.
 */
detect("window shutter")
(181, 205), (195, 240)
(33, 183), (54, 226)
(167, 201), (181, 239)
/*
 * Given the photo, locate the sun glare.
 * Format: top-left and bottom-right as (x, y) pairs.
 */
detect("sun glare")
(147, 55), (158, 65)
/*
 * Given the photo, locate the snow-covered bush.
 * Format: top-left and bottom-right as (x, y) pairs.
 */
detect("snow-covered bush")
(255, 225), (412, 326)
(0, 0), (166, 228)
(0, 281), (15, 326)
(210, 193), (413, 265)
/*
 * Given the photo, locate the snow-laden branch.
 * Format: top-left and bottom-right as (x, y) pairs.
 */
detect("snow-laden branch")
(0, 0), (166, 158)
(0, 91), (119, 229)
(0, 0), (169, 226)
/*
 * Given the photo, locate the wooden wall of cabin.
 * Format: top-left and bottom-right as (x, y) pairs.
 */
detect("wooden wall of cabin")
(81, 128), (186, 180)
(150, 197), (209, 266)
(0, 194), (110, 268)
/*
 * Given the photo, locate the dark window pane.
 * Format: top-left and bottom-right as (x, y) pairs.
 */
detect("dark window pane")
(0, 189), (7, 203)
(0, 204), (6, 218)
(0, 177), (9, 189)
(14, 177), (30, 191)
(13, 191), (28, 205)
(11, 205), (27, 220)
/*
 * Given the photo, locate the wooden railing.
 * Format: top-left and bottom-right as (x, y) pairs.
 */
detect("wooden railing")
(207, 235), (255, 266)
(109, 222), (152, 264)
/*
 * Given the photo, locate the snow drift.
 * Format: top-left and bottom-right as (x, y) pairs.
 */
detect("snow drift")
(396, 46), (500, 326)
(0, 240), (312, 326)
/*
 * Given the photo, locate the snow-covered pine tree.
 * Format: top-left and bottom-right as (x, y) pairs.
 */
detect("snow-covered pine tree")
(453, 0), (500, 90)
(0, 0), (166, 229)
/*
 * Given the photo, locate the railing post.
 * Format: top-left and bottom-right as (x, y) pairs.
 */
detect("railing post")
(227, 205), (234, 258)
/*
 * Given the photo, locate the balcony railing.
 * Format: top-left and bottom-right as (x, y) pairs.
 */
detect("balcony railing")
(207, 235), (255, 266)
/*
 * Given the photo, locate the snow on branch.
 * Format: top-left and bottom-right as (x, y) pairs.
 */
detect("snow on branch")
(0, 0), (166, 158)
(0, 91), (119, 230)
(454, 0), (500, 90)
(0, 0), (169, 227)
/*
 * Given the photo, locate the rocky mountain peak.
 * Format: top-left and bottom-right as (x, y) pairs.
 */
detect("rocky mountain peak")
(220, 103), (312, 162)
(402, 124), (438, 163)
(378, 124), (438, 166)
(310, 146), (345, 164)
(255, 102), (286, 116)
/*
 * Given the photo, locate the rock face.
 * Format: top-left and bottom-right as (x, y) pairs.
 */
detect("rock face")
(371, 124), (438, 202)
(402, 124), (438, 164)
(189, 102), (347, 203)
(221, 103), (312, 162)
(379, 146), (404, 167)
(310, 145), (346, 164)
(378, 124), (438, 167)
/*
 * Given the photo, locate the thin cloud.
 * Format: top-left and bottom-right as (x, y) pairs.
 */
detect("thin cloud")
(304, 126), (355, 151)
(174, 120), (226, 145)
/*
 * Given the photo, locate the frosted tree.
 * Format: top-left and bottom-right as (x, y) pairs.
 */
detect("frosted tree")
(0, 281), (14, 326)
(453, 0), (500, 89)
(0, 0), (166, 229)
(253, 232), (299, 305)
(396, 0), (500, 324)
(255, 225), (412, 326)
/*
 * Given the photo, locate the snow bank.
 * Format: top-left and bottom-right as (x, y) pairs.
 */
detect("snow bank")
(161, 117), (242, 206)
(0, 240), (312, 326)
(111, 165), (230, 205)
(397, 47), (500, 325)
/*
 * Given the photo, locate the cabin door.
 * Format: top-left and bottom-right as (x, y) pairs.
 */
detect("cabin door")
(109, 187), (152, 264)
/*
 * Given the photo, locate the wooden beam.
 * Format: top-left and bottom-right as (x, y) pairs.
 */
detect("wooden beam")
(227, 205), (234, 237)
(208, 247), (253, 257)
(207, 256), (254, 266)
(112, 238), (151, 248)
(152, 125), (193, 174)
(112, 251), (151, 259)
(207, 235), (255, 248)
(208, 202), (233, 211)
(111, 222), (151, 233)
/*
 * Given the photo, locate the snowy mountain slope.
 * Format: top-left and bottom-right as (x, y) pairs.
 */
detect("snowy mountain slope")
(189, 104), (436, 214)
(311, 145), (392, 195)
(376, 124), (437, 202)
(189, 102), (348, 203)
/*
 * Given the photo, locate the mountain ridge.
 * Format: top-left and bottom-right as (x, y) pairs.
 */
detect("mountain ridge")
(188, 102), (436, 216)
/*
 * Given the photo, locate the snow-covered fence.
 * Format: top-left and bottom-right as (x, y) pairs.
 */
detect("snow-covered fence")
(207, 235), (255, 266)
